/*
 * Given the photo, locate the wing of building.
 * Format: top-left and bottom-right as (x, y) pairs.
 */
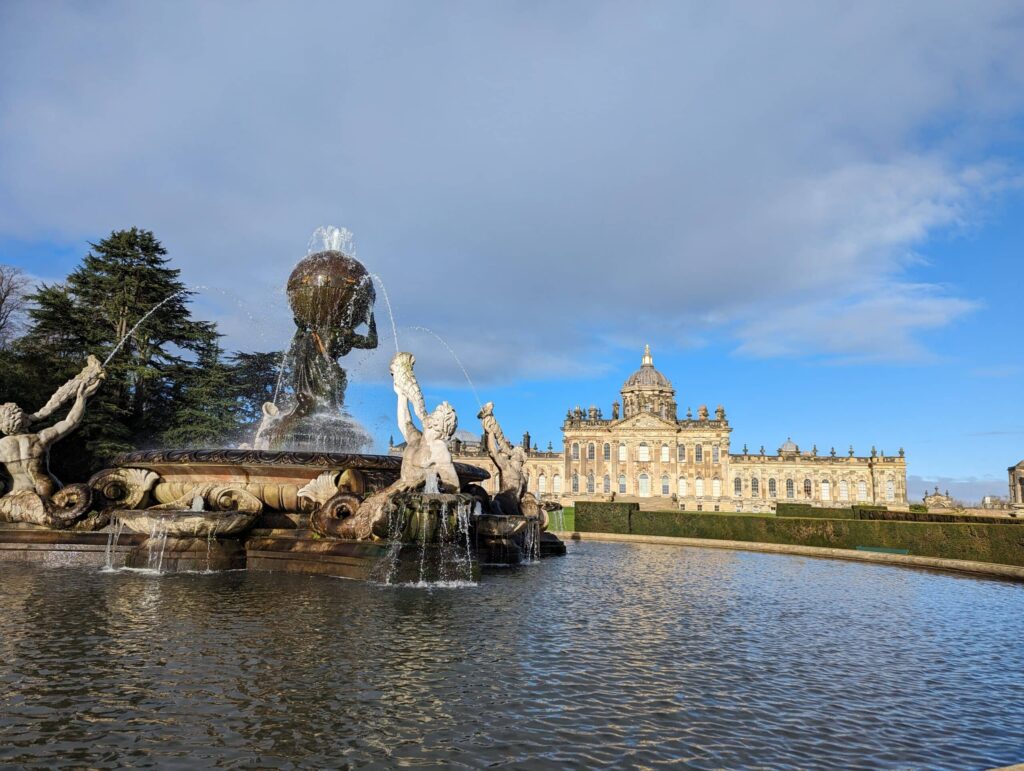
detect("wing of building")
(393, 345), (909, 511)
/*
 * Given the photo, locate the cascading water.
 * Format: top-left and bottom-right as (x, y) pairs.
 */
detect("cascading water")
(147, 520), (170, 572)
(549, 508), (565, 532)
(424, 470), (440, 495)
(103, 518), (125, 571)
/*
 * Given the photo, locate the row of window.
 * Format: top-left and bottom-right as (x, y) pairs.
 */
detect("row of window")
(537, 473), (896, 502)
(562, 473), (724, 496)
(570, 442), (721, 463)
(731, 477), (895, 502)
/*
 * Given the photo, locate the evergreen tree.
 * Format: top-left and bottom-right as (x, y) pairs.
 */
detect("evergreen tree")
(23, 228), (216, 477)
(160, 332), (238, 448)
(227, 350), (287, 441)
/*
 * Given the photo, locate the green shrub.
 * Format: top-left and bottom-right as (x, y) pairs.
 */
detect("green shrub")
(909, 504), (928, 513)
(575, 501), (636, 534)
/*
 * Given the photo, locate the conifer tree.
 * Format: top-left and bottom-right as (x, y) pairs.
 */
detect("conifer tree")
(160, 332), (238, 448)
(22, 228), (216, 477)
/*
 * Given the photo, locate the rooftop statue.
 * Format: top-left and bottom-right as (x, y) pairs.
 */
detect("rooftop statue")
(0, 356), (105, 528)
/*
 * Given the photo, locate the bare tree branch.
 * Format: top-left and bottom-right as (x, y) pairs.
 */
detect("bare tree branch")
(0, 265), (29, 347)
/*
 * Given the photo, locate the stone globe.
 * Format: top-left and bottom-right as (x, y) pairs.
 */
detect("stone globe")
(286, 250), (375, 330)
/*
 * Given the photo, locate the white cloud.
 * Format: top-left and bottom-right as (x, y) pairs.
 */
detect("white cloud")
(1, 1), (1022, 380)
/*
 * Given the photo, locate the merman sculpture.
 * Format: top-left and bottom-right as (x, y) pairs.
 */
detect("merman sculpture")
(0, 356), (105, 528)
(324, 352), (459, 540)
(477, 401), (527, 516)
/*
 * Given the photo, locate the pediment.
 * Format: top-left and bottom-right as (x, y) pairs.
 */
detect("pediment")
(616, 413), (678, 431)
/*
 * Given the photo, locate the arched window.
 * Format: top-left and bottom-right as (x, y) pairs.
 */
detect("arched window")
(587, 443), (595, 460)
(712, 478), (722, 497)
(661, 474), (670, 495)
(638, 442), (650, 462)
(857, 480), (867, 501)
(821, 480), (831, 501)
(886, 479), (895, 502)
(678, 477), (688, 497)
(786, 479), (795, 499)
(661, 444), (670, 462)
(803, 479), (812, 499)
(586, 472), (595, 494)
(734, 477), (742, 496)
(712, 446), (720, 463)
(838, 480), (849, 501)
(618, 474), (627, 494)
(695, 445), (703, 462)
(638, 473), (651, 496)
(571, 473), (579, 493)
(618, 443), (627, 462)
(678, 444), (686, 462)
(768, 478), (777, 498)
(751, 478), (760, 497)
(695, 477), (705, 497)
(553, 474), (562, 494)
(603, 443), (611, 461)
(538, 474), (547, 494)
(571, 443), (579, 460)
(603, 474), (611, 494)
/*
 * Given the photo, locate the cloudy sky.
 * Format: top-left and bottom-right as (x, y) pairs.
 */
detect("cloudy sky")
(2, 1), (1022, 501)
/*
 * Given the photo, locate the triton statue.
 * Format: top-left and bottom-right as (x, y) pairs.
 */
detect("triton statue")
(477, 401), (527, 516)
(333, 352), (459, 540)
(0, 356), (105, 528)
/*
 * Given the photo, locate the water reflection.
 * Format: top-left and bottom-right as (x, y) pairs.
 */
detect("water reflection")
(1, 543), (1022, 768)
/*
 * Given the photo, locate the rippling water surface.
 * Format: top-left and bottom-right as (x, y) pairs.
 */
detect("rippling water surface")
(1, 542), (1023, 769)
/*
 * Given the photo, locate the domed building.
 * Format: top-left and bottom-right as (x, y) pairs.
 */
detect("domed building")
(406, 345), (909, 511)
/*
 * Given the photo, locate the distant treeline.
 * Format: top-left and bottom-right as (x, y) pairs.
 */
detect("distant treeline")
(0, 228), (283, 483)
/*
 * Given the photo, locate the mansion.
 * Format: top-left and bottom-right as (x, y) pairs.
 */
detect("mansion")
(394, 346), (909, 511)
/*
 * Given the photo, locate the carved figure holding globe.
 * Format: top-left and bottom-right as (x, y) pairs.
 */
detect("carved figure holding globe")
(261, 243), (379, 450)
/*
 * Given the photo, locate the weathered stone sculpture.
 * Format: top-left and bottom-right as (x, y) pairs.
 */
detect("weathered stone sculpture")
(327, 352), (460, 540)
(390, 352), (459, 492)
(0, 357), (105, 528)
(477, 401), (527, 516)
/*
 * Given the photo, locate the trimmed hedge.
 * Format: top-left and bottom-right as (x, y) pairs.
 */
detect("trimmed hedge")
(575, 501), (637, 534)
(776, 503), (853, 519)
(770, 502), (1016, 525)
(575, 503), (1024, 567)
(851, 504), (888, 518)
(854, 509), (1022, 525)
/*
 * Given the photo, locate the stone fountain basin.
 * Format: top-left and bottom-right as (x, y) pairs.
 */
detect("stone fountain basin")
(114, 509), (259, 537)
(114, 449), (490, 513)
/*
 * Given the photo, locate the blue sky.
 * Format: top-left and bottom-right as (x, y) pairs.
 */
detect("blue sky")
(1, 1), (1022, 502)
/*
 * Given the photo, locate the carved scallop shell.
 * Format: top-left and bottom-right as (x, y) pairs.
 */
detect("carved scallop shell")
(88, 467), (160, 510)
(297, 471), (342, 507)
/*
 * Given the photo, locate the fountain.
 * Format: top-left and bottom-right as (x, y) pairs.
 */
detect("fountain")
(0, 227), (565, 578)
